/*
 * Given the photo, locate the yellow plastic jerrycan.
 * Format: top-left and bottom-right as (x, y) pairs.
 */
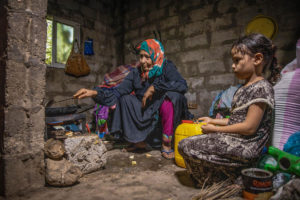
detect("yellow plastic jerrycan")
(174, 120), (206, 168)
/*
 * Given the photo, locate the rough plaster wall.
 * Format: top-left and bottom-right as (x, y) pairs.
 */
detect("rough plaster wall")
(0, 0), (48, 196)
(122, 0), (300, 116)
(46, 0), (117, 121)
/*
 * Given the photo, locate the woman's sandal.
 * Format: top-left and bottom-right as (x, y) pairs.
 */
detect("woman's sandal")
(161, 149), (175, 160)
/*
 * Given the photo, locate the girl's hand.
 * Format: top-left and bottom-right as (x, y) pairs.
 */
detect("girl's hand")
(201, 124), (217, 134)
(73, 88), (97, 99)
(198, 117), (213, 124)
(142, 85), (155, 108)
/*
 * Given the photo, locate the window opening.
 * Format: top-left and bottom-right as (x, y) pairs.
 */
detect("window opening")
(46, 17), (80, 68)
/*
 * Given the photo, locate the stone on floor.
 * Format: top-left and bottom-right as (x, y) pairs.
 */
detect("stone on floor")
(64, 135), (107, 174)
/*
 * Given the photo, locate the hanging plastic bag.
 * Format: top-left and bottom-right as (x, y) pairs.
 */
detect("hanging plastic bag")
(65, 39), (90, 77)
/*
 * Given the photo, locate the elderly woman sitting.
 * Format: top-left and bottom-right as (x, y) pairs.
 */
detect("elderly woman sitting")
(74, 39), (191, 159)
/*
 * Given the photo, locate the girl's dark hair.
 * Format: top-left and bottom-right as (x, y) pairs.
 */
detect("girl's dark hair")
(231, 33), (280, 85)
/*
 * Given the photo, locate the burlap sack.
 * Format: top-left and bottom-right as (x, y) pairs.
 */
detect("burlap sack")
(65, 39), (90, 77)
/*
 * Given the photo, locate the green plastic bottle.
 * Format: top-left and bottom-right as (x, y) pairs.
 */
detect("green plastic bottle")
(266, 146), (300, 176)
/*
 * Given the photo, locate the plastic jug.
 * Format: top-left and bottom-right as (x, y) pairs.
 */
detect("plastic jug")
(174, 120), (206, 168)
(266, 146), (300, 176)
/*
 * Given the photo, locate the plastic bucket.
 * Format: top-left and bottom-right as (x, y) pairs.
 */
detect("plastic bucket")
(241, 168), (273, 200)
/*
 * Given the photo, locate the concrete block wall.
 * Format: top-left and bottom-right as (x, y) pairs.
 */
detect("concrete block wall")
(46, 0), (118, 121)
(0, 0), (48, 196)
(121, 0), (300, 117)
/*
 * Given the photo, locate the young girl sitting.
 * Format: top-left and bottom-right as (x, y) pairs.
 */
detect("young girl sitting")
(178, 33), (280, 186)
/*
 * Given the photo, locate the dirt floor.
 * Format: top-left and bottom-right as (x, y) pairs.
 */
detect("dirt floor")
(6, 148), (204, 200)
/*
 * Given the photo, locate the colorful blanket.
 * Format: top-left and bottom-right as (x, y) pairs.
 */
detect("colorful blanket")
(100, 62), (139, 88)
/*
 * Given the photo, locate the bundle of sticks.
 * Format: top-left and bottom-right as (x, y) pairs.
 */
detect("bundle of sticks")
(192, 180), (242, 200)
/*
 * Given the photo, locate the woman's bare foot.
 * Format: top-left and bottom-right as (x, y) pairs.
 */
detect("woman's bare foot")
(161, 142), (174, 159)
(122, 142), (147, 152)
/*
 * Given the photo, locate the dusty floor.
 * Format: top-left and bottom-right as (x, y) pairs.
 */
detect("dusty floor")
(6, 148), (203, 200)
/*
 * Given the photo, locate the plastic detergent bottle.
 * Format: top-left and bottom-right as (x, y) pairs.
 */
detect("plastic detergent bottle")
(174, 120), (206, 168)
(265, 146), (300, 176)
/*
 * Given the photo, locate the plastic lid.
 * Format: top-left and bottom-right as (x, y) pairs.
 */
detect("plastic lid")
(181, 120), (194, 124)
(245, 15), (278, 40)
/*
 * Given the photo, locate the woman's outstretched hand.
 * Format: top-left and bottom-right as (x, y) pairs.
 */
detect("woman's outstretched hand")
(198, 117), (213, 124)
(73, 88), (97, 99)
(142, 85), (155, 108)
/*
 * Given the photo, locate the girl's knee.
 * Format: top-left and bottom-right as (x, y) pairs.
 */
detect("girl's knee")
(178, 138), (190, 155)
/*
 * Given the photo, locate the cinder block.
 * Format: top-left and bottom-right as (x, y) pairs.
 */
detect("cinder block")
(160, 16), (179, 30)
(179, 50), (203, 63)
(125, 9), (139, 20)
(185, 92), (197, 102)
(29, 67), (46, 104)
(273, 31), (297, 49)
(211, 29), (239, 45)
(196, 88), (223, 116)
(29, 17), (47, 59)
(186, 77), (205, 89)
(198, 60), (226, 74)
(57, 0), (80, 11)
(2, 152), (45, 196)
(8, 0), (47, 16)
(210, 15), (234, 30)
(78, 73), (97, 83)
(164, 39), (181, 54)
(160, 0), (172, 8)
(279, 13), (300, 31)
(235, 7), (256, 27)
(95, 21), (107, 32)
(46, 77), (65, 94)
(276, 49), (295, 66)
(197, 47), (227, 62)
(180, 47), (225, 63)
(130, 17), (146, 29)
(64, 82), (93, 94)
(168, 4), (177, 16)
(5, 61), (27, 105)
(187, 63), (200, 77)
(140, 24), (156, 37)
(7, 13), (31, 45)
(183, 34), (208, 49)
(124, 54), (138, 65)
(217, 0), (238, 14)
(148, 9), (166, 21)
(196, 88), (209, 106)
(125, 29), (139, 41)
(208, 73), (236, 85)
(168, 28), (176, 37)
(189, 6), (212, 21)
(80, 6), (97, 20)
(28, 107), (45, 138)
(179, 21), (206, 36)
(3, 132), (27, 155)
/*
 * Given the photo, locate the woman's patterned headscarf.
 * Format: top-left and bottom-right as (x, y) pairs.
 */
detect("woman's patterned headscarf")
(137, 39), (165, 79)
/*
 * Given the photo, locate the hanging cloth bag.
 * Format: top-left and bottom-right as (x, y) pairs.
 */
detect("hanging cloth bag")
(65, 39), (90, 77)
